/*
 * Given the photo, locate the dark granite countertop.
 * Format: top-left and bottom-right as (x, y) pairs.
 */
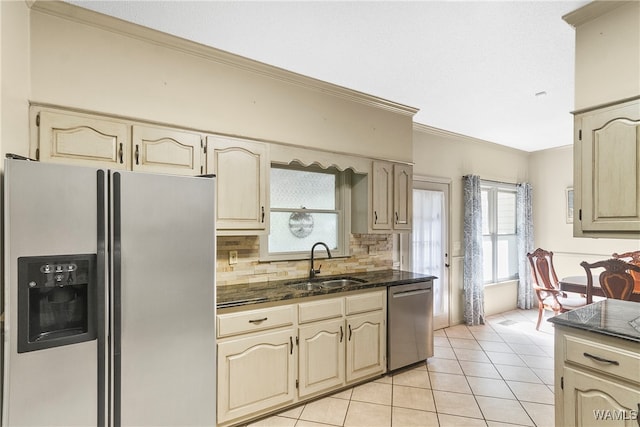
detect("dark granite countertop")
(548, 299), (640, 343)
(217, 269), (435, 310)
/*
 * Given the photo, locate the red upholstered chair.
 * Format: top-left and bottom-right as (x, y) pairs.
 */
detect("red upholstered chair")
(612, 251), (640, 293)
(581, 258), (640, 301)
(527, 248), (588, 330)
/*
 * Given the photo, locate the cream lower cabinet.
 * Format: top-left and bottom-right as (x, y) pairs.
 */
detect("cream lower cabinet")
(218, 290), (386, 426)
(554, 325), (640, 426)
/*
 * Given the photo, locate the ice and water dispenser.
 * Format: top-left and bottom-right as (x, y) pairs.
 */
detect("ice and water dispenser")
(17, 254), (97, 353)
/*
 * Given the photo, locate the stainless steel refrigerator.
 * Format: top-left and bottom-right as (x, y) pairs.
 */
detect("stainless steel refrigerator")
(2, 158), (216, 426)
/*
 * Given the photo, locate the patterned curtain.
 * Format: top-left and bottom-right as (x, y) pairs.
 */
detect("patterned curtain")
(517, 182), (534, 309)
(463, 175), (484, 325)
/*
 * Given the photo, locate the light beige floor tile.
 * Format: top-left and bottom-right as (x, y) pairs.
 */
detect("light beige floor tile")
(295, 420), (341, 427)
(476, 396), (534, 426)
(507, 381), (555, 405)
(454, 348), (491, 363)
(392, 385), (436, 412)
(434, 329), (447, 337)
(471, 330), (504, 343)
(429, 371), (472, 394)
(444, 325), (474, 339)
(374, 375), (393, 385)
(486, 351), (526, 366)
(449, 337), (483, 350)
(351, 381), (392, 405)
(299, 397), (349, 426)
(495, 365), (542, 383)
(433, 390), (483, 418)
(521, 401), (555, 427)
(508, 343), (548, 357)
(485, 422), (531, 427)
(278, 404), (305, 419)
(248, 415), (298, 426)
(434, 345), (457, 359)
(331, 388), (353, 400)
(426, 357), (463, 375)
(391, 407), (439, 427)
(531, 367), (554, 385)
(458, 360), (502, 379)
(343, 401), (391, 427)
(438, 414), (488, 427)
(466, 376), (516, 399)
(519, 354), (554, 370)
(498, 333), (534, 345)
(434, 336), (451, 347)
(477, 340), (513, 353)
(392, 367), (431, 389)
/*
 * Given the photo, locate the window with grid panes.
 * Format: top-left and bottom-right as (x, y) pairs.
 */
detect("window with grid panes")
(481, 182), (518, 284)
(261, 164), (348, 260)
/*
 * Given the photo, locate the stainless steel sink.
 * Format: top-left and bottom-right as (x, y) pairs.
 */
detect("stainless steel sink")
(286, 281), (322, 291)
(286, 276), (366, 291)
(320, 278), (366, 289)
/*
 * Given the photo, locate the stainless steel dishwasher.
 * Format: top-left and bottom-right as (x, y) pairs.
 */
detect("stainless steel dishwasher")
(387, 280), (434, 371)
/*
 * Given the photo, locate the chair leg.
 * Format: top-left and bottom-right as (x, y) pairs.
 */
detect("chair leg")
(536, 305), (543, 331)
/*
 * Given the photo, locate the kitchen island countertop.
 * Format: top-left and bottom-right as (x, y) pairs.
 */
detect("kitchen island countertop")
(548, 299), (640, 343)
(217, 269), (435, 309)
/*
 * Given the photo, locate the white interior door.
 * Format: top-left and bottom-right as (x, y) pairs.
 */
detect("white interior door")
(401, 179), (450, 330)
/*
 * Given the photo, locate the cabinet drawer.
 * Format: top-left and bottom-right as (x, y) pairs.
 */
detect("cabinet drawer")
(299, 298), (344, 324)
(345, 291), (384, 315)
(217, 306), (294, 338)
(564, 334), (640, 384)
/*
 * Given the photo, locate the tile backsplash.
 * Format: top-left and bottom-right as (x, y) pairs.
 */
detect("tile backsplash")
(216, 234), (393, 286)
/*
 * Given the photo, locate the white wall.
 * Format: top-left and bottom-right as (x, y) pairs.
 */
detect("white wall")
(529, 145), (640, 277)
(413, 125), (530, 325)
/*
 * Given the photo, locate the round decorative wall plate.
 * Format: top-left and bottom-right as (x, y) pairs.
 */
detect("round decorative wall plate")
(289, 212), (314, 238)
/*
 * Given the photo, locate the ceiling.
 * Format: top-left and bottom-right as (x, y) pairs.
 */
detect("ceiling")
(66, 0), (589, 152)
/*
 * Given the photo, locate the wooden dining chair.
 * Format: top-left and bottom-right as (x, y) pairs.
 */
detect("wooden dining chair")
(527, 248), (588, 330)
(612, 250), (640, 293)
(580, 258), (640, 301)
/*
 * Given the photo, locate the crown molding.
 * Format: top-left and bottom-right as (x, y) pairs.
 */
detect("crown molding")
(30, 1), (419, 118)
(413, 122), (530, 154)
(562, 1), (629, 27)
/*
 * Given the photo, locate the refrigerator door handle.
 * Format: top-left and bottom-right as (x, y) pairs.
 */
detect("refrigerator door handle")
(96, 170), (107, 427)
(112, 171), (123, 427)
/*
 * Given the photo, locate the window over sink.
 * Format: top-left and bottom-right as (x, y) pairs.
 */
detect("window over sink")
(260, 163), (349, 260)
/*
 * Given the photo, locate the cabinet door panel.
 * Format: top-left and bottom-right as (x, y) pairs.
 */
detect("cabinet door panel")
(576, 100), (640, 235)
(563, 367), (640, 427)
(298, 319), (345, 398)
(346, 311), (385, 382)
(207, 136), (268, 232)
(372, 161), (393, 230)
(217, 329), (295, 425)
(393, 164), (412, 230)
(38, 110), (129, 169)
(132, 125), (202, 176)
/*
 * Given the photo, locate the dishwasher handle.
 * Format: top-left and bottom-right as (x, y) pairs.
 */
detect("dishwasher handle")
(391, 288), (431, 298)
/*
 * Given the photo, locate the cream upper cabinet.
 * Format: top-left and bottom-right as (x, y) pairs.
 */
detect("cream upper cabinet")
(33, 108), (205, 176)
(573, 98), (640, 238)
(35, 109), (130, 169)
(206, 135), (268, 234)
(131, 125), (203, 176)
(352, 161), (412, 233)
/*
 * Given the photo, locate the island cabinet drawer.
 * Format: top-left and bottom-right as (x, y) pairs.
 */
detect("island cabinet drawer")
(564, 334), (640, 383)
(298, 297), (344, 324)
(217, 305), (295, 338)
(345, 290), (385, 315)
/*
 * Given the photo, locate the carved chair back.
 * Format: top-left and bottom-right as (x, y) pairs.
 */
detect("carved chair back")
(527, 248), (560, 291)
(612, 251), (640, 293)
(580, 259), (640, 301)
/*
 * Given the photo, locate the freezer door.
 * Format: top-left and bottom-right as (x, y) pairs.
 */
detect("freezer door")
(3, 159), (104, 427)
(112, 171), (216, 426)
